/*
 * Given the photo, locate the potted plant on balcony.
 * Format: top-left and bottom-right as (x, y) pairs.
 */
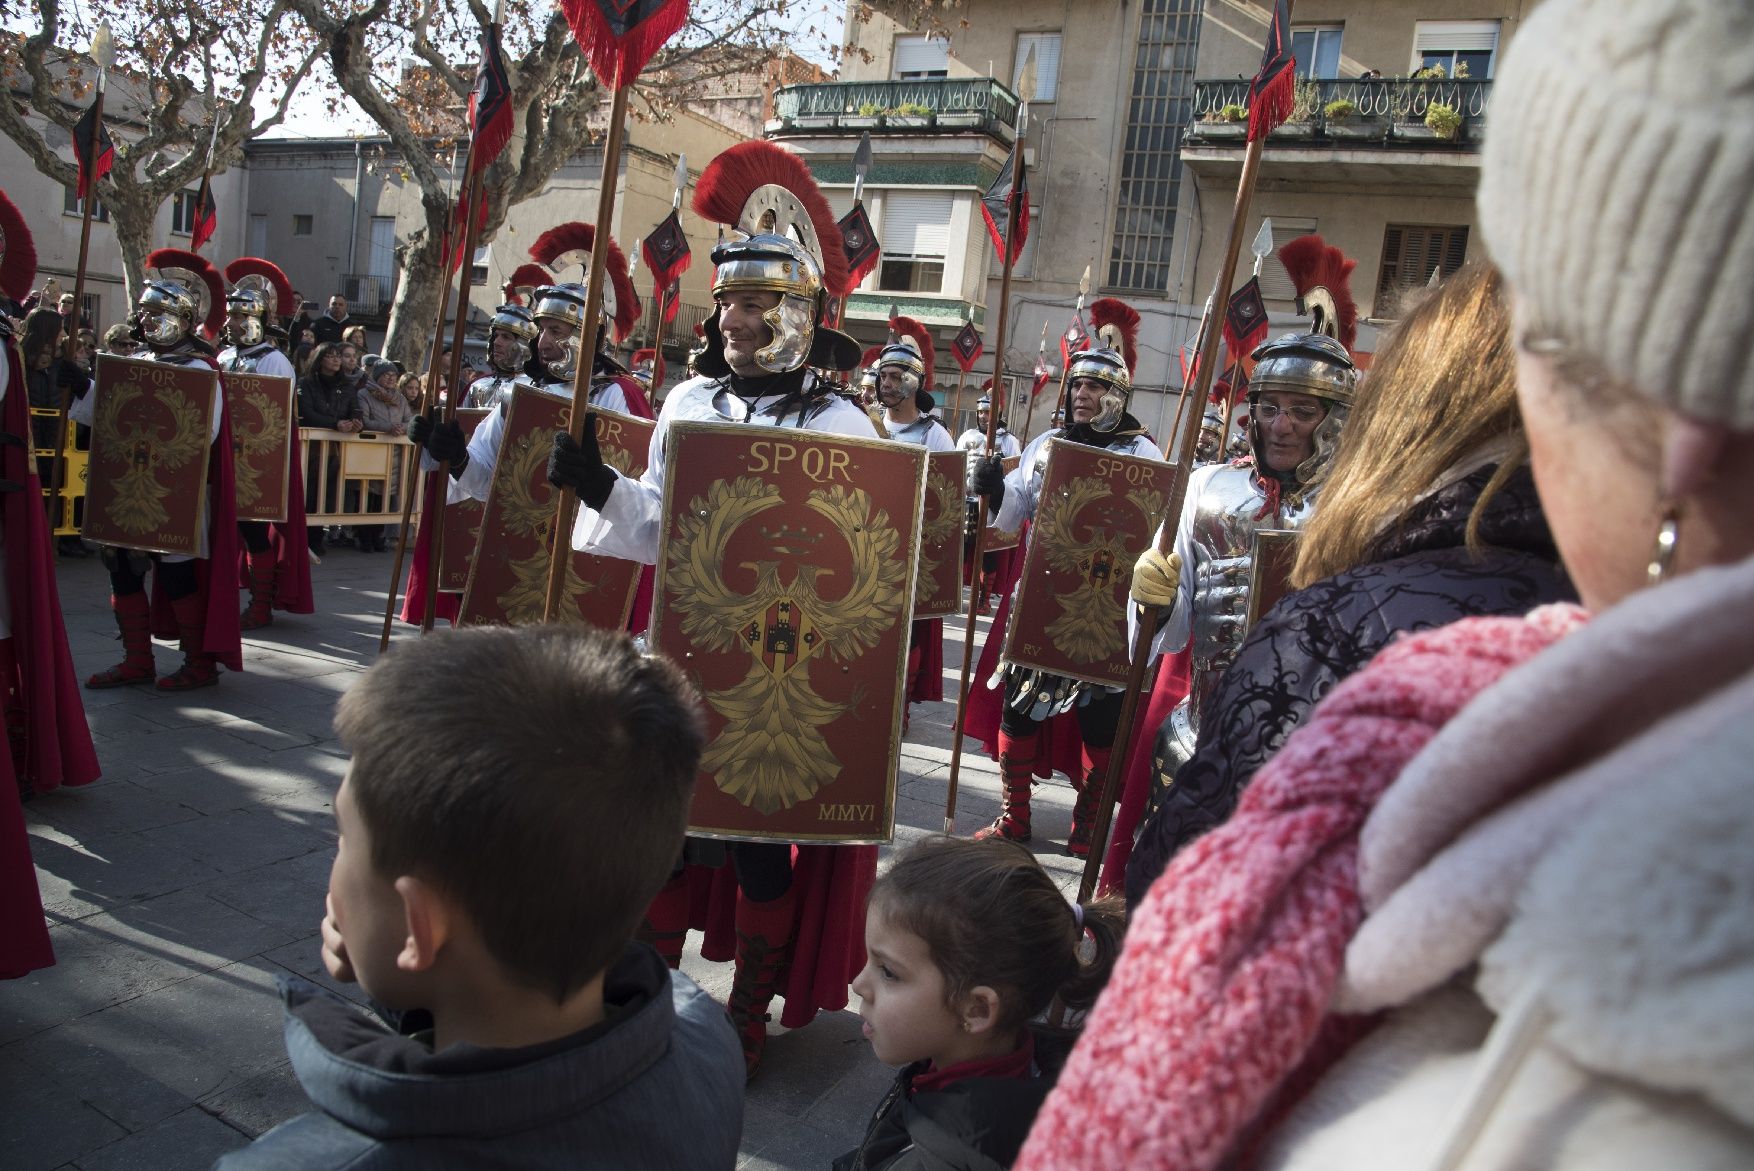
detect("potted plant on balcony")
(1424, 101), (1463, 141)
(886, 102), (933, 129)
(1195, 102), (1250, 141)
(1322, 95), (1387, 142)
(1270, 78), (1321, 140)
(843, 101), (884, 129)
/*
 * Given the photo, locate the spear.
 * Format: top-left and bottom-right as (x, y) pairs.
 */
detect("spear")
(1078, 10), (1292, 902)
(379, 145), (465, 652)
(543, 0), (688, 620)
(828, 132), (874, 331)
(1043, 262), (1092, 441)
(1016, 319), (1050, 444)
(943, 43), (1035, 836)
(51, 19), (114, 540)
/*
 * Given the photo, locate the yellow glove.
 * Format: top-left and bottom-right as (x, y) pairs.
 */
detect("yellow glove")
(1130, 547), (1182, 608)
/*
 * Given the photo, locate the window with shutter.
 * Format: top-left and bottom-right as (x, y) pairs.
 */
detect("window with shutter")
(1412, 20), (1500, 79)
(880, 191), (953, 294)
(1375, 223), (1469, 316)
(893, 35), (949, 81)
(1016, 33), (1062, 102)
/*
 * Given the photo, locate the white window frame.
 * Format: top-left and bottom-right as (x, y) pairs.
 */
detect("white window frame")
(878, 190), (953, 295)
(1412, 20), (1500, 78)
(893, 34), (949, 81)
(1015, 32), (1062, 102)
(1292, 25), (1343, 80)
(170, 189), (198, 236)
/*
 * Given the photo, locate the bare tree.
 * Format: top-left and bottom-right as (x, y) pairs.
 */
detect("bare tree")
(0, 0), (322, 303)
(283, 0), (819, 366)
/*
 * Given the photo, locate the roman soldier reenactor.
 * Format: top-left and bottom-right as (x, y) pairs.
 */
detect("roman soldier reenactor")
(75, 249), (243, 690)
(546, 139), (875, 1078)
(461, 303), (540, 412)
(964, 298), (1163, 853)
(218, 257), (313, 630)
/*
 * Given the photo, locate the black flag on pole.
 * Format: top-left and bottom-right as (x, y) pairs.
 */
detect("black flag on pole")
(469, 23), (515, 174)
(1247, 0), (1297, 142)
(980, 145), (1031, 264)
(190, 173), (217, 253)
(74, 98), (115, 201)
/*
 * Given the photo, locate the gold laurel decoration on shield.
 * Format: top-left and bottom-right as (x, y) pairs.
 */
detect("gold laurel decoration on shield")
(232, 390), (284, 510)
(915, 466), (960, 607)
(494, 429), (593, 620)
(1038, 477), (1134, 664)
(94, 379), (209, 535)
(670, 476), (905, 814)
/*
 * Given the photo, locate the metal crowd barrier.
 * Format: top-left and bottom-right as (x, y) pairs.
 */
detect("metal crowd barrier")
(28, 406), (88, 537)
(300, 428), (423, 525)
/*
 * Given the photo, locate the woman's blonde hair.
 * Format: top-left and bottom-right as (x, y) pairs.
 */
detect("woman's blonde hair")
(1292, 263), (1526, 587)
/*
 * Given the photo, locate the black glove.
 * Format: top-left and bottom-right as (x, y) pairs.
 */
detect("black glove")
(418, 418), (470, 479)
(548, 429), (616, 511)
(408, 413), (433, 448)
(971, 455), (1006, 513)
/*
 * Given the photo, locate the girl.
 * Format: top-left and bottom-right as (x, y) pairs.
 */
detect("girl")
(838, 838), (1124, 1171)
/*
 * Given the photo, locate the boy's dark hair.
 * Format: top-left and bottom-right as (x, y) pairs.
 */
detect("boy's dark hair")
(335, 625), (704, 1003)
(870, 837), (1126, 1031)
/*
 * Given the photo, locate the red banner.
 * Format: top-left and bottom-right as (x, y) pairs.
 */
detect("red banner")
(225, 371), (295, 524)
(652, 422), (926, 844)
(84, 355), (216, 555)
(435, 408), (491, 592)
(1002, 440), (1168, 687)
(460, 389), (654, 628)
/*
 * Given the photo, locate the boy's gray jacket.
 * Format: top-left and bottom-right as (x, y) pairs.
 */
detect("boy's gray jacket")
(215, 946), (743, 1169)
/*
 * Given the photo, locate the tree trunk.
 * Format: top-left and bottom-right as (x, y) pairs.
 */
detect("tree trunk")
(383, 226), (447, 369)
(105, 180), (161, 313)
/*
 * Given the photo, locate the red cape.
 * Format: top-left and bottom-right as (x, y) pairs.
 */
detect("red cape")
(681, 842), (876, 1029)
(908, 617), (944, 703)
(236, 424), (313, 615)
(399, 471), (461, 627)
(148, 356), (244, 672)
(1, 345), (99, 796)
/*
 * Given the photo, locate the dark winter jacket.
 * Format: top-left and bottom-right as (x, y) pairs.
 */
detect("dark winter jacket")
(1125, 463), (1576, 909)
(297, 370), (359, 431)
(215, 945), (744, 1170)
(834, 1035), (1068, 1171)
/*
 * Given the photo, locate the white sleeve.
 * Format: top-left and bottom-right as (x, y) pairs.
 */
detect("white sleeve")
(441, 404), (505, 504)
(992, 432), (1047, 531)
(591, 381), (630, 415)
(569, 399), (671, 565)
(259, 350), (297, 380)
(1130, 464), (1209, 658)
(925, 422), (957, 452)
(68, 382), (95, 427)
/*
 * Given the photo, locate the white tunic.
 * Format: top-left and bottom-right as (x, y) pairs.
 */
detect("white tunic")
(570, 373), (877, 566)
(887, 415), (957, 452)
(217, 344), (296, 380)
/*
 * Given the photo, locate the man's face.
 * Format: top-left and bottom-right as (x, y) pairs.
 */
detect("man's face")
(877, 366), (912, 410)
(1253, 391), (1326, 473)
(58, 294), (75, 313)
(328, 296), (347, 318)
(976, 406), (991, 432)
(490, 331), (520, 366)
(536, 319), (576, 364)
(1069, 376), (1108, 424)
(715, 290), (781, 376)
(329, 776), (418, 1008)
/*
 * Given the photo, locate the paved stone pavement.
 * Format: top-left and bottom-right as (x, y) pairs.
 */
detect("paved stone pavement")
(5, 543), (1095, 1170)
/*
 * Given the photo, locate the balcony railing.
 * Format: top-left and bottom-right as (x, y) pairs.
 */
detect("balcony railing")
(342, 273), (395, 318)
(770, 77), (1019, 138)
(1186, 77), (1492, 148)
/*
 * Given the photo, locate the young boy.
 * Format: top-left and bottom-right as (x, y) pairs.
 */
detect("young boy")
(219, 626), (744, 1168)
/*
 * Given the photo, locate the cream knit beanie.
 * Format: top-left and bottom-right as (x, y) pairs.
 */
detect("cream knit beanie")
(1478, 0), (1754, 428)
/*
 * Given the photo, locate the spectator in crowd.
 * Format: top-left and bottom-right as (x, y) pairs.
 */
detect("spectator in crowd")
(101, 323), (136, 357)
(397, 371), (424, 407)
(297, 341), (361, 559)
(310, 294), (350, 346)
(1125, 264), (1575, 907)
(341, 324), (367, 353)
(290, 291), (313, 340)
(838, 837), (1123, 1171)
(57, 291), (88, 330)
(1017, 2), (1754, 1166)
(352, 358), (414, 552)
(336, 342), (364, 390)
(215, 625), (743, 1169)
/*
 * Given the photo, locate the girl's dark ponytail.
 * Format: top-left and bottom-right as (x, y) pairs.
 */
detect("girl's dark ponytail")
(1056, 896), (1126, 1014)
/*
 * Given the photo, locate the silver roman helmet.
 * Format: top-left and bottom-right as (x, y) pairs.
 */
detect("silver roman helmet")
(137, 280), (200, 348)
(488, 302), (538, 375)
(1247, 332), (1357, 487)
(877, 315), (935, 407)
(222, 257), (294, 348)
(143, 248), (225, 350)
(692, 140), (860, 376)
(525, 221), (641, 383)
(1067, 297), (1141, 433)
(530, 283), (590, 381)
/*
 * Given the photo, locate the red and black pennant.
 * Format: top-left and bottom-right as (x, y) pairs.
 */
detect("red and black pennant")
(1222, 275), (1270, 363)
(980, 145), (1030, 265)
(190, 173), (217, 253)
(660, 276), (681, 325)
(469, 23), (515, 174)
(838, 201), (881, 289)
(951, 320), (983, 372)
(1247, 0), (1297, 142)
(641, 208), (691, 291)
(449, 194), (489, 276)
(560, 0), (690, 89)
(1058, 314), (1088, 368)
(73, 97), (114, 202)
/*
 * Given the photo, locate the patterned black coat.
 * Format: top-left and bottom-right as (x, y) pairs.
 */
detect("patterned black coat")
(1124, 464), (1576, 909)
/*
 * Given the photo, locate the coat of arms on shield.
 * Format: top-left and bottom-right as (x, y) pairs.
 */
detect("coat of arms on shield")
(437, 408), (490, 593)
(83, 355), (217, 555)
(915, 448), (967, 619)
(1002, 439), (1167, 687)
(652, 421), (927, 844)
(461, 388), (654, 628)
(224, 371), (295, 524)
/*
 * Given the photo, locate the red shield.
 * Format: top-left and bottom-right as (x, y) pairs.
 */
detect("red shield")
(1003, 439), (1168, 687)
(914, 449), (967, 619)
(83, 355), (216, 555)
(224, 371), (295, 523)
(437, 408), (491, 592)
(460, 389), (654, 628)
(653, 421), (927, 844)
(1246, 528), (1301, 632)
